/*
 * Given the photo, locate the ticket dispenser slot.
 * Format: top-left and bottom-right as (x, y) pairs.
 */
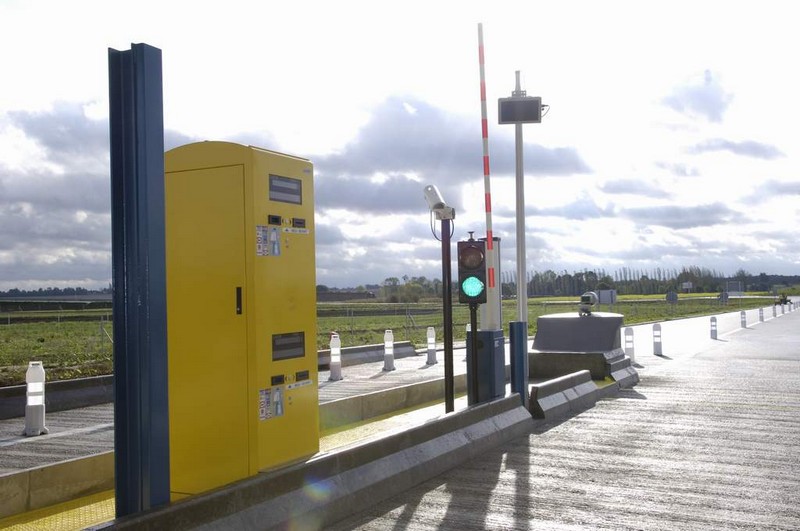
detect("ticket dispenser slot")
(165, 141), (318, 500)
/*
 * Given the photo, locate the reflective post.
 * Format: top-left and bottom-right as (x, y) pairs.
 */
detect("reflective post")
(624, 327), (635, 363)
(329, 333), (342, 381)
(24, 361), (49, 437)
(653, 323), (663, 356)
(710, 317), (718, 340)
(740, 311), (747, 328)
(383, 329), (395, 371)
(426, 327), (438, 365)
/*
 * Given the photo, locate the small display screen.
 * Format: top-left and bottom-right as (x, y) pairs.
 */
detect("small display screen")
(498, 97), (542, 124)
(269, 175), (302, 204)
(272, 332), (305, 361)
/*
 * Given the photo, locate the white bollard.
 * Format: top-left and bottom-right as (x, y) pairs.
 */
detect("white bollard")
(383, 329), (395, 371)
(740, 311), (747, 328)
(426, 326), (438, 365)
(759, 308), (764, 322)
(24, 361), (49, 436)
(710, 317), (718, 340)
(653, 323), (663, 356)
(624, 327), (635, 363)
(782, 304), (785, 315)
(773, 305), (777, 317)
(329, 333), (342, 381)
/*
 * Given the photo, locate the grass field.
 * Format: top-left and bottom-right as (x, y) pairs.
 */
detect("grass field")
(0, 294), (779, 386)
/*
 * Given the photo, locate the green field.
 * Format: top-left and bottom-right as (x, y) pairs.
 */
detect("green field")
(0, 295), (778, 386)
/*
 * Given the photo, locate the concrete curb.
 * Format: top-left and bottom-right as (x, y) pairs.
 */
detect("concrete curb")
(610, 365), (640, 388)
(319, 373), (467, 431)
(109, 395), (535, 530)
(529, 370), (597, 420)
(317, 341), (416, 368)
(0, 451), (114, 517)
(0, 375), (114, 420)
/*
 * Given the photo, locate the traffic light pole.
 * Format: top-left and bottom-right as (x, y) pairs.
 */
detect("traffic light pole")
(468, 303), (479, 405)
(442, 218), (455, 413)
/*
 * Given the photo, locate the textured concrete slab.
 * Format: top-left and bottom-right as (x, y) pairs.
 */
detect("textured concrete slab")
(328, 310), (800, 530)
(0, 404), (113, 475)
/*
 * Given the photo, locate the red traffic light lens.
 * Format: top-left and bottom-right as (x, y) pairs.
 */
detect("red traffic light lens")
(458, 246), (484, 270)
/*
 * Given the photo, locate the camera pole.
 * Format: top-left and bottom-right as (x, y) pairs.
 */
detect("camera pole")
(442, 217), (455, 413)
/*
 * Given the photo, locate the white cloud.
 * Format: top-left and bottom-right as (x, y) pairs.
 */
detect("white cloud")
(0, 0), (799, 291)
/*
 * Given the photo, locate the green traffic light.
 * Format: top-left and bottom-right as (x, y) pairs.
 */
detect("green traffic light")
(461, 276), (485, 298)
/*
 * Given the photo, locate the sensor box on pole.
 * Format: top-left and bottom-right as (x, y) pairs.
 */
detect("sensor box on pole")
(165, 141), (318, 499)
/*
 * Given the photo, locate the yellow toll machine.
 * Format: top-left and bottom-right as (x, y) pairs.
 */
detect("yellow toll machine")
(164, 141), (318, 499)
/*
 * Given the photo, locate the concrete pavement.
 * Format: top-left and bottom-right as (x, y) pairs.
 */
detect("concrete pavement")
(328, 305), (800, 530)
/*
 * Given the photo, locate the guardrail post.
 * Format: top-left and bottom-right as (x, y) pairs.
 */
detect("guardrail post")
(623, 327), (635, 363)
(740, 311), (747, 328)
(653, 323), (663, 356)
(773, 305), (777, 317)
(759, 308), (764, 322)
(426, 327), (438, 365)
(383, 329), (396, 371)
(710, 317), (717, 340)
(329, 333), (343, 381)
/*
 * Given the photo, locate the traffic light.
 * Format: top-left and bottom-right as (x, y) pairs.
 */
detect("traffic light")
(457, 238), (487, 304)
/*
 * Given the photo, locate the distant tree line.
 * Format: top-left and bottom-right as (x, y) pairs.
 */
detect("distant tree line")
(6, 267), (798, 302)
(0, 286), (112, 298)
(313, 267), (800, 303)
(505, 267), (799, 297)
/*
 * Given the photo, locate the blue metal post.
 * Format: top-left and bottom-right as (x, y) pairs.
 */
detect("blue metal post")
(509, 321), (529, 409)
(108, 43), (170, 517)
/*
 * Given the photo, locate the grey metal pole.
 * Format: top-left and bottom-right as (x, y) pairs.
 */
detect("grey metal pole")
(514, 71), (527, 323)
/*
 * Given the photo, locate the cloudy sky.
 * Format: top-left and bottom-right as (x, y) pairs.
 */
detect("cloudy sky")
(1, 0), (798, 291)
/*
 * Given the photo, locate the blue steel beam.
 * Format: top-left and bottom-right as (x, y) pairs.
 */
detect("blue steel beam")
(108, 43), (170, 517)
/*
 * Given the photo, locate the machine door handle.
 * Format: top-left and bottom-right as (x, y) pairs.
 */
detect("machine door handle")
(236, 287), (242, 315)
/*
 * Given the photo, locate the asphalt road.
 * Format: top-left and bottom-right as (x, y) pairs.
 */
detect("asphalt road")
(329, 308), (800, 530)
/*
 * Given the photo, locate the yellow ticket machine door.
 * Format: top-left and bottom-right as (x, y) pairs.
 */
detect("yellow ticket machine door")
(165, 141), (318, 499)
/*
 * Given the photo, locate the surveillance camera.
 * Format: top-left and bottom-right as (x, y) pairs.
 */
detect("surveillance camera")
(579, 291), (598, 316)
(424, 185), (446, 211)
